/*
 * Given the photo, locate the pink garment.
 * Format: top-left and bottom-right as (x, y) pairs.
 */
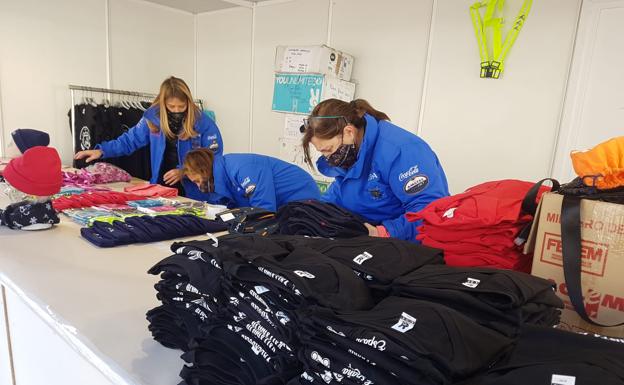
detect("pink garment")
(123, 183), (178, 198)
(62, 162), (131, 187)
(85, 163), (132, 183)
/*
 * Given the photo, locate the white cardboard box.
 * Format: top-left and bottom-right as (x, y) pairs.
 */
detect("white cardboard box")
(275, 45), (354, 81)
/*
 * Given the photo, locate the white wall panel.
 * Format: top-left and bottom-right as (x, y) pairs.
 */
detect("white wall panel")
(331, 0), (433, 134)
(553, 1), (624, 182)
(109, 0), (195, 93)
(250, 0), (330, 156)
(196, 8), (253, 154)
(0, 286), (14, 385)
(419, 0), (580, 193)
(0, 0), (107, 164)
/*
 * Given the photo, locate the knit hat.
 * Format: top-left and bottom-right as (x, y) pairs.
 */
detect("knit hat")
(3, 146), (62, 196)
(11, 129), (50, 154)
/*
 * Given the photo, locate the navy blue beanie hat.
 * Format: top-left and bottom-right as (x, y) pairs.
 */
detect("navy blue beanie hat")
(11, 129), (50, 153)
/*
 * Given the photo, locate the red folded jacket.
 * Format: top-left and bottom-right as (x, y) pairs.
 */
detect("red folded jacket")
(52, 191), (143, 211)
(407, 180), (549, 229)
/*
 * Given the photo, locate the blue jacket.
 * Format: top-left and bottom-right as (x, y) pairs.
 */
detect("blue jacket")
(95, 105), (223, 200)
(317, 114), (449, 241)
(198, 153), (320, 212)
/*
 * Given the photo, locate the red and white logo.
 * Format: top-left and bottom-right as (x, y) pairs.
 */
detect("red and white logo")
(540, 232), (608, 277)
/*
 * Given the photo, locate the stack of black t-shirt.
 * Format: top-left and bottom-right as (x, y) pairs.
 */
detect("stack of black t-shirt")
(391, 265), (563, 338)
(146, 233), (572, 385)
(147, 244), (229, 351)
(275, 200), (370, 238)
(458, 325), (624, 385)
(293, 297), (513, 385)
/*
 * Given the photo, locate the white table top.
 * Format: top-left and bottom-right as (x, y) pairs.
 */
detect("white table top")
(0, 182), (220, 384)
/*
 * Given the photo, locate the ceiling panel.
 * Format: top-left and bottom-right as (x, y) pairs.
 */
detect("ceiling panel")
(140, 0), (240, 14)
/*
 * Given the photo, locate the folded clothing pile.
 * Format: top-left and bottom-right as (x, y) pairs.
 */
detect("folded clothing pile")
(52, 191), (144, 211)
(124, 183), (179, 198)
(276, 200), (369, 238)
(293, 296), (513, 385)
(80, 214), (228, 247)
(390, 265), (563, 338)
(407, 179), (552, 272)
(147, 234), (446, 385)
(460, 325), (624, 385)
(62, 162), (132, 187)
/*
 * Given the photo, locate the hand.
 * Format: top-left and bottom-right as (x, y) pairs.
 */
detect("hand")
(74, 149), (103, 163)
(364, 223), (379, 237)
(163, 169), (182, 186)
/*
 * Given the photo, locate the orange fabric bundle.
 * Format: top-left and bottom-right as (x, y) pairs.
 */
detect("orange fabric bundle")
(570, 136), (624, 189)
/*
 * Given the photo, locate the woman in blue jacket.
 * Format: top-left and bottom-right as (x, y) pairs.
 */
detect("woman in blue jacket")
(302, 99), (449, 241)
(183, 148), (320, 212)
(74, 77), (223, 200)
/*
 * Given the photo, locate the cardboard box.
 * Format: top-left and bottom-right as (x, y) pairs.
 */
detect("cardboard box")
(274, 45), (354, 81)
(527, 192), (624, 337)
(272, 73), (356, 115)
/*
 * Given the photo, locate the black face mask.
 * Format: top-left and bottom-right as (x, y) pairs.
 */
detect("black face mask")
(167, 111), (185, 133)
(326, 143), (357, 169)
(199, 181), (214, 193)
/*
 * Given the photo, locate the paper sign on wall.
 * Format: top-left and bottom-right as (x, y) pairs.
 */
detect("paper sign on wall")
(284, 114), (305, 139)
(272, 73), (356, 115)
(278, 136), (333, 184)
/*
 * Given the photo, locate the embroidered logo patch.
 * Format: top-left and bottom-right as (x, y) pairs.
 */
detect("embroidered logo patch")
(244, 184), (256, 198)
(403, 174), (429, 194)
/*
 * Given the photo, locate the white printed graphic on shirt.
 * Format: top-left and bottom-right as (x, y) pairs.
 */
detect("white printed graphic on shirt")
(551, 374), (576, 385)
(391, 312), (417, 333)
(294, 270), (316, 279)
(462, 278), (481, 288)
(311, 351), (331, 368)
(353, 251), (373, 265)
(356, 335), (387, 351)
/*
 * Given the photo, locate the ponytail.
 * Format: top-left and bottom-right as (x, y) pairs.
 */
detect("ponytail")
(350, 99), (390, 121)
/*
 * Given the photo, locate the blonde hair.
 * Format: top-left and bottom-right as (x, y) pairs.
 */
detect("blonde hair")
(147, 76), (200, 140)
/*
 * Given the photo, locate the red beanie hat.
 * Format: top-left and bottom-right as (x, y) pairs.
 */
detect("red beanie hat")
(3, 146), (62, 196)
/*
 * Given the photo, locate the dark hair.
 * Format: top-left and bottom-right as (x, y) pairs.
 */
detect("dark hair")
(183, 148), (214, 192)
(302, 99), (389, 168)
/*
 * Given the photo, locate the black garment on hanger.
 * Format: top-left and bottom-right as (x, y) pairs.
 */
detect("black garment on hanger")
(70, 103), (98, 169)
(69, 103), (151, 180)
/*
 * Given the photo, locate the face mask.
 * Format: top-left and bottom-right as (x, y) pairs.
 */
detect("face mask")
(326, 143), (357, 169)
(199, 181), (214, 193)
(167, 111), (185, 132)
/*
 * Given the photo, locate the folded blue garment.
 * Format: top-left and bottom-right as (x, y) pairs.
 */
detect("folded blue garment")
(80, 214), (228, 247)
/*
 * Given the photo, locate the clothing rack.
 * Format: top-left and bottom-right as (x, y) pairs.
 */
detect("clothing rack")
(69, 84), (205, 156)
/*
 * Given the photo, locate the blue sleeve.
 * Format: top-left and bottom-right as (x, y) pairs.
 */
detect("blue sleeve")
(381, 148), (449, 241)
(320, 180), (341, 205)
(235, 160), (278, 212)
(199, 113), (224, 156)
(95, 118), (150, 158)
